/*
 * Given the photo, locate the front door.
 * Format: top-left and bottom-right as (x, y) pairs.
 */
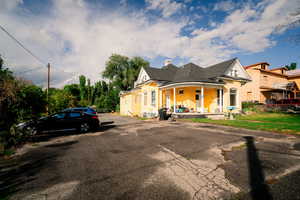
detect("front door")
(195, 94), (201, 112)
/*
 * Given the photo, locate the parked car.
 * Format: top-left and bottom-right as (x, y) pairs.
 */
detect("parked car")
(17, 111), (100, 135)
(63, 107), (97, 115)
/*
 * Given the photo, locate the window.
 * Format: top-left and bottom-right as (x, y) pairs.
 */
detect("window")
(52, 113), (66, 119)
(296, 92), (300, 99)
(195, 90), (201, 93)
(178, 89), (184, 94)
(247, 92), (252, 101)
(230, 88), (237, 106)
(69, 112), (81, 118)
(151, 90), (156, 106)
(144, 92), (147, 106)
(234, 70), (238, 77)
(143, 75), (147, 82)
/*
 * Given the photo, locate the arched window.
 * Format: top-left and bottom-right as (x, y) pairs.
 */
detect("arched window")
(230, 88), (237, 106)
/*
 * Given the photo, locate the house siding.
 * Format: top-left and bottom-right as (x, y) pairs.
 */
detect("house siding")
(241, 63), (298, 103)
(120, 81), (244, 117)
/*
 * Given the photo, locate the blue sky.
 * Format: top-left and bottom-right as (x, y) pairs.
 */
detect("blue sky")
(0, 0), (299, 87)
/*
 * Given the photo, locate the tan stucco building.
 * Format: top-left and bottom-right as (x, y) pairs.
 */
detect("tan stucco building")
(240, 62), (300, 103)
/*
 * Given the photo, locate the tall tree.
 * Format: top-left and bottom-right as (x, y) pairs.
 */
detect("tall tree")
(79, 75), (87, 100)
(102, 54), (149, 91)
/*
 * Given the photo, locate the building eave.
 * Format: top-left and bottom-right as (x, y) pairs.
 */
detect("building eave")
(159, 81), (224, 89)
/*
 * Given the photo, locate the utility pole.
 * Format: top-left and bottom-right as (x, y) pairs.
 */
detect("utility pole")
(47, 63), (50, 113)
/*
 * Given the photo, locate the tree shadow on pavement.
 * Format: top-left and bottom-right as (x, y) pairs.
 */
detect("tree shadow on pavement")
(0, 140), (77, 199)
(244, 136), (273, 200)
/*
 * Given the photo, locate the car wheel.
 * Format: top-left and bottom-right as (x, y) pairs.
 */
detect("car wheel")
(26, 126), (38, 136)
(80, 122), (90, 133)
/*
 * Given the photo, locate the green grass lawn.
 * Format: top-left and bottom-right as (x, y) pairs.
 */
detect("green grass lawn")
(185, 113), (300, 134)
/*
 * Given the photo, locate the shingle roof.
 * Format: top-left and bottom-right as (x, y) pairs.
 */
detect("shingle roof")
(143, 58), (239, 85)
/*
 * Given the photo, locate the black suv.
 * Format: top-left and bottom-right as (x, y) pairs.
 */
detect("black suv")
(17, 111), (100, 135)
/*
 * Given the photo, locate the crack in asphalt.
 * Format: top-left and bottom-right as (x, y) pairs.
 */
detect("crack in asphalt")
(147, 144), (240, 200)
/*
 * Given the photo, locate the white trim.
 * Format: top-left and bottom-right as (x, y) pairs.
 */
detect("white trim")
(159, 89), (162, 109)
(173, 88), (176, 113)
(224, 59), (252, 80)
(201, 87), (204, 113)
(159, 82), (224, 89)
(237, 59), (252, 80)
(135, 67), (151, 86)
(219, 89), (222, 112)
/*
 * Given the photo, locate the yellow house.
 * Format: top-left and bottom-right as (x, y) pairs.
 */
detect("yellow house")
(120, 58), (251, 118)
(240, 62), (300, 103)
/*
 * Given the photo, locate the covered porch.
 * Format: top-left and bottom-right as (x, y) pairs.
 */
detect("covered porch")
(159, 82), (225, 116)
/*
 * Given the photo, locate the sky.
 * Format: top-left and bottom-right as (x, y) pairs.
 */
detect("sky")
(0, 0), (300, 87)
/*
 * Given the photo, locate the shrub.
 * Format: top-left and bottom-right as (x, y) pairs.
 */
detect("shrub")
(115, 104), (120, 112)
(242, 101), (263, 113)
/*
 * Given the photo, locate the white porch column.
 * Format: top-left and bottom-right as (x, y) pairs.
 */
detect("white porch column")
(159, 89), (163, 109)
(201, 86), (204, 113)
(173, 87), (176, 113)
(219, 88), (223, 113)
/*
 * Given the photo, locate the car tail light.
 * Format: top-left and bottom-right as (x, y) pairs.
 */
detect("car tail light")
(92, 116), (98, 119)
(92, 112), (96, 114)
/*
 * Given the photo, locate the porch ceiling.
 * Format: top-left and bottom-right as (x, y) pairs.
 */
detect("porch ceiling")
(159, 81), (224, 89)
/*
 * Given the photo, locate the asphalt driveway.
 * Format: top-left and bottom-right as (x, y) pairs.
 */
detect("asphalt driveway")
(1, 113), (300, 200)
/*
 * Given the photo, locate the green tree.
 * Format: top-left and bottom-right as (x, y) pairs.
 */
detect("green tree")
(285, 62), (297, 70)
(102, 54), (149, 91)
(48, 89), (77, 113)
(16, 84), (47, 120)
(79, 75), (87, 100)
(87, 78), (92, 104)
(64, 84), (81, 101)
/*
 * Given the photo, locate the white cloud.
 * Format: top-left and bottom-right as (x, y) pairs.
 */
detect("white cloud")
(0, 0), (299, 87)
(145, 0), (183, 18)
(120, 0), (128, 7)
(0, 0), (23, 11)
(213, 0), (236, 12)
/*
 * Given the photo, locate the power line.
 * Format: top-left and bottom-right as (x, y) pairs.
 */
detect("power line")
(0, 24), (46, 65)
(14, 66), (44, 75)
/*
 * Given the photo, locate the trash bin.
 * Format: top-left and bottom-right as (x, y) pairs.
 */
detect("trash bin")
(159, 108), (168, 120)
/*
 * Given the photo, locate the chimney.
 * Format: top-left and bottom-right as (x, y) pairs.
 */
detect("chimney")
(164, 59), (172, 66)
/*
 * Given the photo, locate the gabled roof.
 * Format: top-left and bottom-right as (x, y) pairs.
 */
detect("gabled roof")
(141, 58), (247, 86)
(204, 58), (237, 78)
(269, 67), (288, 71)
(244, 62), (269, 69)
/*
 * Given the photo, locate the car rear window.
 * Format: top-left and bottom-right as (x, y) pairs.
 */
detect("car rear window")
(69, 112), (81, 118)
(53, 113), (66, 119)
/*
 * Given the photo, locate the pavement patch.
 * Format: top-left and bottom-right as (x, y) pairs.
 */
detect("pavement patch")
(146, 145), (239, 200)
